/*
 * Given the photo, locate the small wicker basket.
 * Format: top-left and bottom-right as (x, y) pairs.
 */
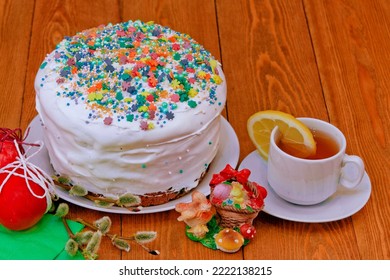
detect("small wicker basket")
(210, 181), (263, 228)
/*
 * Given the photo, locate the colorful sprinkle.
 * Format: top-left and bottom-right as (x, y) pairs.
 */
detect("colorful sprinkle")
(40, 61), (48, 69)
(188, 100), (197, 108)
(103, 117), (113, 125)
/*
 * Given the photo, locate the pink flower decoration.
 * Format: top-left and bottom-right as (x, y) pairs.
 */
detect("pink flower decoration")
(170, 94), (180, 102)
(103, 117), (113, 125)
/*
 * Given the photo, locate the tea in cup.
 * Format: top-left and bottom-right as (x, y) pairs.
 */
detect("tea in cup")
(267, 118), (365, 205)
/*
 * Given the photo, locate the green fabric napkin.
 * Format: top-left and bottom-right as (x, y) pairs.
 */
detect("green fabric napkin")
(0, 213), (84, 260)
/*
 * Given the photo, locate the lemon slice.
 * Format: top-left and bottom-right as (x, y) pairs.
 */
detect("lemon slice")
(247, 110), (316, 160)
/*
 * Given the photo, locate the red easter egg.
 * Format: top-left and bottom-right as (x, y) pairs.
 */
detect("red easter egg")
(0, 169), (49, 231)
(1, 128), (26, 168)
(0, 141), (19, 168)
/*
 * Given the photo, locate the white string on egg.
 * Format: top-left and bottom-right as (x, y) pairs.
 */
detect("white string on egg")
(0, 140), (55, 211)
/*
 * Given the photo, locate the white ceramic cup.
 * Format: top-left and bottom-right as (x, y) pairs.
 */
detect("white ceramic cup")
(267, 118), (365, 205)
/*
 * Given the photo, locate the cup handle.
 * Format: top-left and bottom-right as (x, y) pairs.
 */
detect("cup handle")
(339, 155), (365, 189)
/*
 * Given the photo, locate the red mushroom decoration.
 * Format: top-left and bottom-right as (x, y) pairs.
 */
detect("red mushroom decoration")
(239, 223), (257, 240)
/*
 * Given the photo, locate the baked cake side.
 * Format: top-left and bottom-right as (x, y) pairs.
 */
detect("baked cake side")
(35, 20), (226, 207)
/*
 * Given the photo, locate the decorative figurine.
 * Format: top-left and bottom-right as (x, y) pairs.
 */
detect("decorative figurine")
(175, 164), (267, 253)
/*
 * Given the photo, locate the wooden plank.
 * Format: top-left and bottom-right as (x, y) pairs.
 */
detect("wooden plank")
(247, 214), (359, 259)
(0, 0), (34, 128)
(122, 211), (242, 260)
(216, 0), (329, 163)
(20, 0), (121, 130)
(304, 0), (390, 259)
(120, 0), (221, 61)
(216, 0), (360, 259)
(21, 0), (122, 260)
(120, 0), (226, 122)
(119, 0), (238, 260)
(2, 0), (388, 261)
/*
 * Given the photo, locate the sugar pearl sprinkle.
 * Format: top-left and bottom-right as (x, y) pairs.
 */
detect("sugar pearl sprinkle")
(39, 20), (223, 130)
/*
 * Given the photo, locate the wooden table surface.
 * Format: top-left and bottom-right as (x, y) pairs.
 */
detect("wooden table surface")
(1, 0), (389, 260)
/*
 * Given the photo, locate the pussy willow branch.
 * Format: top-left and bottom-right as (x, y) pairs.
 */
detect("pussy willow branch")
(61, 218), (75, 239)
(75, 218), (158, 255)
(53, 181), (140, 212)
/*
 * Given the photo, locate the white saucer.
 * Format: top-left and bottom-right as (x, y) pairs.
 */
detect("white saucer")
(24, 116), (240, 214)
(239, 151), (371, 223)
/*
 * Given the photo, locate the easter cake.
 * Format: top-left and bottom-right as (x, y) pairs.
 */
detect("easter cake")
(35, 20), (226, 207)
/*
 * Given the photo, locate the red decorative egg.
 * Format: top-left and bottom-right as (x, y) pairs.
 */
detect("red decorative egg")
(0, 141), (19, 168)
(1, 128), (26, 168)
(0, 169), (50, 231)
